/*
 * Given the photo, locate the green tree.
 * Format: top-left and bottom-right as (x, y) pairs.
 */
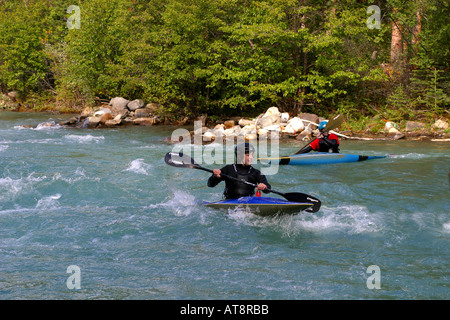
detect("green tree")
(383, 0), (449, 118)
(57, 0), (126, 107)
(1, 1), (51, 96)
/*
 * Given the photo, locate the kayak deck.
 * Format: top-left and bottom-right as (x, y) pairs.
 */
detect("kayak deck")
(204, 196), (313, 216)
(259, 152), (386, 165)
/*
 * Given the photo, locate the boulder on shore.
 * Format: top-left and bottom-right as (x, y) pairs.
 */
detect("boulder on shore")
(299, 113), (319, 127)
(283, 117), (304, 134)
(105, 114), (123, 126)
(127, 99), (145, 111)
(433, 118), (448, 130)
(100, 112), (113, 125)
(406, 121), (426, 132)
(86, 116), (101, 128)
(60, 97), (164, 128)
(109, 97), (129, 113)
(132, 117), (156, 126)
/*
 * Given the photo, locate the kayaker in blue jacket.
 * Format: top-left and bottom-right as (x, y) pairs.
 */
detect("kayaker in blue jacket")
(208, 143), (271, 199)
(298, 120), (340, 153)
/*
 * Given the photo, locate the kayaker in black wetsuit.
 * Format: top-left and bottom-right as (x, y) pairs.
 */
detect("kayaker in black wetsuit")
(298, 120), (340, 153)
(207, 143), (271, 199)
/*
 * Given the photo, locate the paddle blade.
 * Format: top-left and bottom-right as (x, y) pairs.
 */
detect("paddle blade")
(283, 192), (321, 213)
(164, 152), (197, 169)
(324, 113), (344, 132)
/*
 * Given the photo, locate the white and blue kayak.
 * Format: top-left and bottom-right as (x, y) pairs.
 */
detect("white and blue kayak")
(204, 196), (314, 216)
(260, 152), (386, 165)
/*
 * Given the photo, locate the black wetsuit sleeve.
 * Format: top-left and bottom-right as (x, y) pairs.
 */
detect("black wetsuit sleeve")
(256, 171), (271, 194)
(321, 137), (338, 148)
(207, 165), (230, 188)
(297, 146), (313, 154)
(207, 174), (221, 188)
(320, 136), (339, 152)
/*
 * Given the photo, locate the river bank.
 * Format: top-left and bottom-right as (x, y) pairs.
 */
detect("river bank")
(2, 95), (449, 143)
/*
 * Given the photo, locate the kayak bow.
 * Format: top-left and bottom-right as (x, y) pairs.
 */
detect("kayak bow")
(204, 196), (314, 216)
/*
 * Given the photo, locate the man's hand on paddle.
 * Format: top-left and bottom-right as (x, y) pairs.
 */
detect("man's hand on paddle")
(213, 169), (267, 191)
(257, 183), (267, 191)
(213, 169), (221, 178)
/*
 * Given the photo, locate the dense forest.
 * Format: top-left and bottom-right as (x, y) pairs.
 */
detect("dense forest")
(0, 0), (449, 126)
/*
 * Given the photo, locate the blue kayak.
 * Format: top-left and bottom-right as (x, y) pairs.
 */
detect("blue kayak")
(204, 196), (314, 216)
(260, 152), (386, 165)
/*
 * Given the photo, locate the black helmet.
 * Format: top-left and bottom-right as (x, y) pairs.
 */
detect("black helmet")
(235, 142), (255, 157)
(235, 142), (255, 164)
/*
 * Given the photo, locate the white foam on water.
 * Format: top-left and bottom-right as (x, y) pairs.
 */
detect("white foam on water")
(124, 159), (152, 175)
(147, 189), (197, 216)
(34, 121), (62, 130)
(411, 212), (429, 230)
(223, 204), (383, 236)
(0, 145), (8, 152)
(52, 167), (89, 183)
(74, 167), (85, 176)
(5, 137), (62, 144)
(443, 222), (450, 234)
(389, 153), (447, 160)
(0, 174), (47, 202)
(0, 207), (34, 217)
(295, 205), (383, 234)
(13, 121), (62, 131)
(35, 194), (62, 210)
(64, 134), (105, 144)
(0, 177), (23, 196)
(389, 153), (423, 159)
(224, 207), (254, 225)
(224, 207), (303, 237)
(135, 145), (158, 149)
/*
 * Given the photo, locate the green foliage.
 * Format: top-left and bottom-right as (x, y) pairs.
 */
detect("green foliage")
(0, 1), (52, 95)
(385, 85), (416, 121)
(57, 0), (126, 106)
(410, 68), (450, 116)
(0, 0), (448, 118)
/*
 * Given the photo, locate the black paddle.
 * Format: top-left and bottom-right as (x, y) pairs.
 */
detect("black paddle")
(164, 152), (321, 212)
(293, 114), (344, 155)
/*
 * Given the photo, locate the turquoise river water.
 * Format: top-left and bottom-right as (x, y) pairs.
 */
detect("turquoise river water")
(0, 112), (449, 300)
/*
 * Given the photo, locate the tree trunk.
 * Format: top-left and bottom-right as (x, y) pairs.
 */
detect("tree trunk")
(412, 7), (422, 50)
(390, 17), (404, 65)
(296, 6), (308, 115)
